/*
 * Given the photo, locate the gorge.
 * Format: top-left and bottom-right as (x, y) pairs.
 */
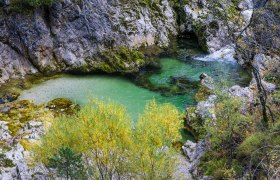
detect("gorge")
(0, 0), (279, 179)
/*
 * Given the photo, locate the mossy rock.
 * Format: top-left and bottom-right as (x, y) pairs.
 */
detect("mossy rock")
(92, 47), (147, 74)
(0, 153), (14, 167)
(0, 140), (12, 152)
(5, 100), (38, 123)
(7, 122), (24, 137)
(195, 85), (211, 102)
(0, 100), (49, 137)
(46, 98), (80, 115)
(0, 100), (37, 122)
(185, 106), (206, 139)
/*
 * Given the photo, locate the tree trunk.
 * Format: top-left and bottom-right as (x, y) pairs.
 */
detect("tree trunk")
(252, 67), (269, 129)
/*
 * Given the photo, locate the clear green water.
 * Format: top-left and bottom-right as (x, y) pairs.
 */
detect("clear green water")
(19, 57), (250, 120)
(149, 57), (250, 87)
(19, 74), (196, 120)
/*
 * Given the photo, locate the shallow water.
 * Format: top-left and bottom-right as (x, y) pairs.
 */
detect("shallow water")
(19, 74), (196, 120)
(19, 57), (250, 120)
(149, 57), (250, 87)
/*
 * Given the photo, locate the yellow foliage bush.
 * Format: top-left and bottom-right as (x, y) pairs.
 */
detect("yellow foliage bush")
(32, 99), (183, 179)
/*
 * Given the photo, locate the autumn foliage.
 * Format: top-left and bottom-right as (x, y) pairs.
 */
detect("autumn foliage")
(32, 99), (183, 179)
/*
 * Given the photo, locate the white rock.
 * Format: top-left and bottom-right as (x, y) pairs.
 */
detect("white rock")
(229, 85), (254, 103)
(0, 121), (11, 140)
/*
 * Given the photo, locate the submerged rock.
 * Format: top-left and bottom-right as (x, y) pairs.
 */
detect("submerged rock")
(169, 76), (197, 89)
(0, 93), (19, 104)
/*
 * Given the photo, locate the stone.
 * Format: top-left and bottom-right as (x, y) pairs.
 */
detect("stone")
(0, 121), (11, 140)
(229, 85), (254, 103)
(199, 73), (214, 90)
(183, 0), (253, 53)
(182, 140), (209, 178)
(196, 98), (216, 120)
(261, 81), (276, 93)
(0, 0), (178, 85)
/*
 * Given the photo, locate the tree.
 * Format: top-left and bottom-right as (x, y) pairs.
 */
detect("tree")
(133, 100), (182, 179)
(48, 146), (86, 180)
(32, 99), (183, 179)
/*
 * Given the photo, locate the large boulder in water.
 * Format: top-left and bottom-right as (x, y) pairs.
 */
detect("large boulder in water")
(199, 73), (214, 90)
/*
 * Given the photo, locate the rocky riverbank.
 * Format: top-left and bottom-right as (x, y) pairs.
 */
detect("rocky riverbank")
(0, 98), (79, 179)
(0, 0), (279, 179)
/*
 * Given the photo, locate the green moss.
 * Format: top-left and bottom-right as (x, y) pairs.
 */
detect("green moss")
(19, 138), (32, 151)
(0, 153), (14, 167)
(10, 0), (56, 13)
(46, 98), (79, 116)
(0, 140), (12, 152)
(193, 21), (208, 51)
(6, 100), (37, 123)
(7, 122), (24, 137)
(195, 85), (211, 102)
(94, 47), (147, 74)
(0, 100), (45, 137)
(185, 106), (206, 138)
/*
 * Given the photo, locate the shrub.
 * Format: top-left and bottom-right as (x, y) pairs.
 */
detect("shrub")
(48, 146), (86, 180)
(32, 99), (183, 179)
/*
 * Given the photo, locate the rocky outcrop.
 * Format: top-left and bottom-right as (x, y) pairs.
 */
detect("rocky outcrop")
(183, 0), (253, 53)
(0, 99), (78, 179)
(0, 0), (178, 85)
(199, 73), (214, 90)
(235, 0), (280, 73)
(182, 140), (209, 179)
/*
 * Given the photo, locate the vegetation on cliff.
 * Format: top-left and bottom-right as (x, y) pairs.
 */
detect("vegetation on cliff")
(187, 86), (280, 179)
(184, 1), (280, 178)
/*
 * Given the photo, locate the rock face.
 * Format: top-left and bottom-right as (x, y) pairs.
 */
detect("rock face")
(235, 0), (280, 73)
(183, 0), (253, 53)
(182, 140), (209, 179)
(0, 0), (177, 85)
(0, 99), (78, 179)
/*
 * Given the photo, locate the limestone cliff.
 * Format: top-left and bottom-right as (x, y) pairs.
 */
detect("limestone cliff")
(0, 0), (177, 85)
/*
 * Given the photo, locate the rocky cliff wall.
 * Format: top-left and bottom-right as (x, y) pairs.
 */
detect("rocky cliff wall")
(0, 0), (177, 85)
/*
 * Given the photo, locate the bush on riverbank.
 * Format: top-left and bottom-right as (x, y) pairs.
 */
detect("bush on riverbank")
(32, 99), (183, 179)
(195, 91), (280, 179)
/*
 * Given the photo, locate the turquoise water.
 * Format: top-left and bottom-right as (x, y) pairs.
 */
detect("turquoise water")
(149, 57), (250, 87)
(19, 74), (195, 120)
(19, 57), (250, 121)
